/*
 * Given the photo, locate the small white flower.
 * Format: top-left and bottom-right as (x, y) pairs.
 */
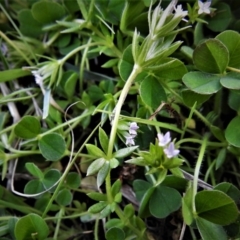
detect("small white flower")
(164, 142), (180, 159)
(31, 70), (43, 86)
(157, 132), (171, 147)
(174, 4), (188, 18)
(198, 0), (211, 15)
(129, 122), (139, 135)
(125, 135), (136, 146)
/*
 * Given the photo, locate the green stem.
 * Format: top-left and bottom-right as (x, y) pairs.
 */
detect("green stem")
(176, 138), (227, 148)
(107, 64), (141, 158)
(53, 208), (64, 240)
(192, 134), (209, 213)
(105, 172), (113, 202)
(42, 122), (101, 218)
(227, 66), (240, 73)
(114, 205), (146, 239)
(60, 42), (102, 63)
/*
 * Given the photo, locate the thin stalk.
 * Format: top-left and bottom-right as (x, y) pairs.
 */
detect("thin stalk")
(176, 138), (227, 148)
(227, 66), (240, 73)
(42, 122), (101, 218)
(192, 134), (209, 213)
(53, 208), (64, 240)
(107, 64), (142, 158)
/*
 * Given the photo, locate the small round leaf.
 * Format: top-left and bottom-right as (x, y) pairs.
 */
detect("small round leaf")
(149, 186), (181, 218)
(38, 133), (66, 161)
(225, 116), (240, 147)
(56, 189), (73, 206)
(106, 227), (125, 240)
(182, 72), (221, 94)
(14, 116), (41, 139)
(14, 213), (49, 240)
(140, 76), (167, 109)
(193, 39), (229, 74)
(32, 1), (65, 24)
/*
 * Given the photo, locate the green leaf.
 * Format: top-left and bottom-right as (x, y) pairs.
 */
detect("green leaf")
(56, 189), (73, 206)
(228, 90), (240, 112)
(14, 116), (41, 139)
(105, 218), (124, 229)
(206, 3), (232, 32)
(63, 71), (78, 99)
(133, 179), (152, 202)
(139, 186), (155, 217)
(88, 202), (108, 214)
(32, 1), (65, 24)
(87, 158), (106, 176)
(225, 116), (240, 147)
(193, 39), (229, 74)
(86, 144), (105, 158)
(148, 58), (187, 80)
(14, 213), (49, 240)
(18, 9), (43, 37)
(140, 76), (167, 109)
(25, 163), (44, 179)
(111, 179), (122, 198)
(182, 183), (194, 225)
(87, 192), (107, 201)
(196, 217), (228, 240)
(65, 172), (81, 189)
(214, 182), (240, 203)
(216, 30), (240, 68)
(98, 128), (109, 154)
(38, 133), (66, 161)
(109, 158), (119, 169)
(149, 186), (181, 218)
(24, 179), (44, 195)
(118, 44), (134, 81)
(182, 72), (221, 94)
(123, 204), (135, 218)
(97, 162), (110, 188)
(182, 90), (210, 107)
(42, 169), (61, 190)
(113, 146), (139, 158)
(106, 227), (125, 240)
(220, 72), (240, 90)
(0, 69), (31, 83)
(195, 190), (238, 225)
(215, 148), (227, 170)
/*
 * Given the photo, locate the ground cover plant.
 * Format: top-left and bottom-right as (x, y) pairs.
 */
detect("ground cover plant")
(0, 0), (240, 239)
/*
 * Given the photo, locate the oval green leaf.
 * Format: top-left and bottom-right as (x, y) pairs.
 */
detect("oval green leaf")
(193, 39), (229, 74)
(182, 89), (210, 107)
(206, 3), (232, 32)
(0, 68), (31, 83)
(14, 213), (49, 240)
(220, 72), (240, 90)
(149, 186), (181, 218)
(182, 72), (221, 94)
(118, 45), (134, 81)
(25, 163), (44, 179)
(196, 217), (228, 240)
(38, 133), (66, 161)
(140, 76), (167, 109)
(195, 190), (238, 225)
(32, 1), (65, 24)
(225, 116), (240, 147)
(56, 189), (73, 206)
(14, 116), (41, 139)
(106, 227), (125, 240)
(65, 172), (81, 189)
(216, 30), (240, 68)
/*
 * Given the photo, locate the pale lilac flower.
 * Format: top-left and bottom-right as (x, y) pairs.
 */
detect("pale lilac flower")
(157, 132), (171, 147)
(164, 142), (180, 159)
(174, 4), (188, 18)
(129, 122), (139, 135)
(198, 0), (211, 15)
(125, 135), (136, 146)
